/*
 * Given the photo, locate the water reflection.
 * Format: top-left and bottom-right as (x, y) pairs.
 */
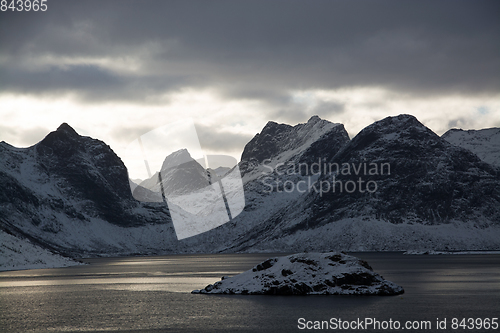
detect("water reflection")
(1, 253), (499, 333)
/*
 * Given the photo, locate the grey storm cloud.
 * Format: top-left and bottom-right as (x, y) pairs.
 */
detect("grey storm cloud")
(194, 124), (254, 154)
(1, 0), (499, 104)
(110, 125), (157, 144)
(312, 101), (345, 117)
(0, 124), (50, 147)
(0, 65), (190, 102)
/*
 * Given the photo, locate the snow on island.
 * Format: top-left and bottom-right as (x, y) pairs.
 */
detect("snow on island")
(192, 252), (404, 295)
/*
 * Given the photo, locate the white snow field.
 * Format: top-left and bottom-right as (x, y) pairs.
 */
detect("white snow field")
(0, 230), (84, 271)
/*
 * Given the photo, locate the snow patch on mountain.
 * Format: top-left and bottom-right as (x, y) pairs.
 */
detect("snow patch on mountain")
(233, 218), (500, 253)
(442, 128), (500, 168)
(0, 230), (84, 271)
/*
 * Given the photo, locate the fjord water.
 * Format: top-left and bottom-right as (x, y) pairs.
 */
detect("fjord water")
(1, 253), (499, 332)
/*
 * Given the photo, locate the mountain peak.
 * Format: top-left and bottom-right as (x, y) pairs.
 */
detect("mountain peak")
(56, 123), (79, 137)
(38, 123), (82, 151)
(338, 114), (439, 156)
(307, 115), (322, 124)
(0, 141), (12, 149)
(375, 114), (420, 127)
(240, 116), (349, 164)
(264, 120), (278, 127)
(160, 148), (195, 171)
(361, 114), (430, 136)
(261, 120), (292, 134)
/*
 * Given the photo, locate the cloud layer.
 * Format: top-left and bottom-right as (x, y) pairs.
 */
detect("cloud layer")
(1, 0), (499, 162)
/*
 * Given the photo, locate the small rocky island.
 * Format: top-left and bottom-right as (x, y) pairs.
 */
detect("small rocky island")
(192, 252), (404, 295)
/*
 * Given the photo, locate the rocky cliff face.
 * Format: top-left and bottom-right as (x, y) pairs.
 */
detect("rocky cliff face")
(235, 116), (350, 220)
(0, 124), (173, 256)
(211, 116), (351, 240)
(33, 123), (140, 225)
(240, 115), (349, 172)
(308, 114), (500, 226)
(223, 115), (500, 252)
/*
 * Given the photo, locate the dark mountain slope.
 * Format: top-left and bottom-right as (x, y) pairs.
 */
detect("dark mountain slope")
(0, 124), (173, 256)
(226, 115), (500, 251)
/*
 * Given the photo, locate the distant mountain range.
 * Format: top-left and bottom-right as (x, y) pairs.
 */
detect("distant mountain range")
(1, 115), (499, 269)
(442, 127), (500, 168)
(222, 115), (500, 252)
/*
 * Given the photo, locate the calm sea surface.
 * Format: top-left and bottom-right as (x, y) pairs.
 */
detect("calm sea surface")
(1, 252), (499, 332)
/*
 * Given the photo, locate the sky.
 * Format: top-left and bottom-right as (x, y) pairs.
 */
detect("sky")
(1, 0), (499, 178)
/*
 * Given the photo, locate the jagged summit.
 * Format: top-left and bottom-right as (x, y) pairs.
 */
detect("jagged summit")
(241, 116), (348, 164)
(56, 123), (79, 136)
(138, 148), (210, 197)
(0, 124), (173, 258)
(160, 148), (194, 171)
(0, 141), (14, 149)
(38, 123), (83, 151)
(383, 113), (418, 122)
(307, 115), (321, 124)
(226, 114), (500, 253)
(259, 121), (293, 138)
(30, 123), (152, 226)
(444, 127), (500, 135)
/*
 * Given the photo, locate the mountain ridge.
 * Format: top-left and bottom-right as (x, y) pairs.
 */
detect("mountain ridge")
(0, 124), (174, 259)
(1, 115), (500, 270)
(219, 114), (500, 252)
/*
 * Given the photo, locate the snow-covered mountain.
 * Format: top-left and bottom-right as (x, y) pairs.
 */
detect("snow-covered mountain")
(137, 148), (210, 196)
(220, 115), (500, 252)
(240, 115), (349, 173)
(176, 116), (351, 251)
(238, 116), (349, 223)
(1, 115), (500, 270)
(0, 124), (181, 257)
(442, 128), (500, 168)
